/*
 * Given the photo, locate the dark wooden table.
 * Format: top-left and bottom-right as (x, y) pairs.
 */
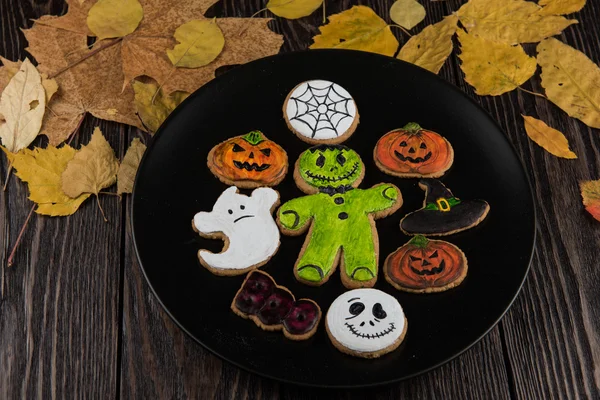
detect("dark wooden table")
(2, 0), (599, 398)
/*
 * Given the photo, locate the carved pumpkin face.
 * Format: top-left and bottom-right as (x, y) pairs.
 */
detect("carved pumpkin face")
(208, 131), (288, 188)
(374, 123), (453, 178)
(385, 235), (467, 293)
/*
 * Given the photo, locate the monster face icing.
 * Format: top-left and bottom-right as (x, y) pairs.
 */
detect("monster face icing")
(297, 145), (363, 190)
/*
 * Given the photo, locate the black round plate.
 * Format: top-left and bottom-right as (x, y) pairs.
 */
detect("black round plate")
(132, 50), (536, 388)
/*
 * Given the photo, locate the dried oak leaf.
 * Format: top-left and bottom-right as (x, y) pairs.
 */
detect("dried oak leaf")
(167, 19), (225, 68)
(580, 180), (600, 222)
(2, 145), (90, 216)
(61, 126), (119, 199)
(457, 29), (537, 96)
(87, 0), (143, 40)
(132, 80), (189, 133)
(537, 38), (600, 129)
(457, 0), (577, 45)
(539, 0), (586, 15)
(397, 14), (458, 74)
(0, 59), (46, 153)
(266, 0), (323, 19)
(522, 115), (577, 159)
(390, 0), (426, 30)
(117, 137), (146, 194)
(310, 5), (399, 57)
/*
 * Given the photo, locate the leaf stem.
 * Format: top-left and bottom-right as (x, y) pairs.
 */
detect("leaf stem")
(239, 8), (269, 36)
(389, 24), (412, 38)
(96, 195), (108, 222)
(322, 0), (326, 24)
(518, 87), (547, 99)
(99, 191), (120, 196)
(3, 162), (13, 191)
(48, 38), (123, 79)
(7, 204), (36, 267)
(67, 114), (85, 145)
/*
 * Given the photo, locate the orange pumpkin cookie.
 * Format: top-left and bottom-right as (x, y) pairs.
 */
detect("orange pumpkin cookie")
(207, 131), (288, 188)
(373, 123), (453, 178)
(384, 235), (467, 293)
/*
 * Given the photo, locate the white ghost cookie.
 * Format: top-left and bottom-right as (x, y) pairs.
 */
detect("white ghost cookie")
(326, 288), (407, 358)
(193, 186), (281, 275)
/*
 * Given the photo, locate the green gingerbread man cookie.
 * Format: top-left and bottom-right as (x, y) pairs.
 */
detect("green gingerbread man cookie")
(277, 145), (403, 288)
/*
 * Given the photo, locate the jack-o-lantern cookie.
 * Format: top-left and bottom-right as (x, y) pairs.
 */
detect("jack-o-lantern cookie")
(374, 123), (454, 178)
(207, 130), (288, 188)
(326, 288), (407, 358)
(231, 270), (321, 340)
(384, 235), (468, 293)
(283, 80), (359, 144)
(277, 145), (402, 289)
(400, 179), (490, 236)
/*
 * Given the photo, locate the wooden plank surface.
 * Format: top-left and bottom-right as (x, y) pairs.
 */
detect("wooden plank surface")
(1, 0), (599, 399)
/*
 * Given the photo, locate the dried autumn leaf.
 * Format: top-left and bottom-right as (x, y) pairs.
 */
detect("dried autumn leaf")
(310, 5), (399, 57)
(539, 0), (586, 15)
(0, 57), (21, 90)
(2, 145), (90, 216)
(522, 115), (577, 159)
(397, 14), (458, 74)
(132, 80), (188, 133)
(0, 59), (46, 153)
(537, 38), (600, 128)
(457, 0), (577, 45)
(167, 19), (225, 68)
(457, 30), (537, 96)
(390, 0), (426, 30)
(266, 0), (323, 19)
(580, 180), (600, 222)
(87, 0), (143, 40)
(117, 138), (146, 194)
(41, 75), (58, 103)
(61, 127), (119, 198)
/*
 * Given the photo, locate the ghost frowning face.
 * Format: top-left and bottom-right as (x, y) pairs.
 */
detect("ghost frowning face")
(326, 288), (406, 357)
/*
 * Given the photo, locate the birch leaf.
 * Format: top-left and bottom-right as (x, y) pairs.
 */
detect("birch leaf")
(167, 19), (225, 68)
(87, 0), (143, 40)
(117, 138), (146, 194)
(537, 38), (600, 128)
(457, 0), (577, 44)
(0, 59), (46, 153)
(132, 80), (189, 133)
(390, 0), (426, 30)
(457, 29), (537, 96)
(522, 115), (577, 159)
(310, 5), (399, 57)
(580, 180), (600, 222)
(266, 0), (323, 19)
(397, 14), (458, 74)
(539, 0), (586, 15)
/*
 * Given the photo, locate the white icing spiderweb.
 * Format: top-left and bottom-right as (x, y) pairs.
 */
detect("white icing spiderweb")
(288, 82), (355, 138)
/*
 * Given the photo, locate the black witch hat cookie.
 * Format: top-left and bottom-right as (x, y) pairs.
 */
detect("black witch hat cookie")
(400, 180), (489, 236)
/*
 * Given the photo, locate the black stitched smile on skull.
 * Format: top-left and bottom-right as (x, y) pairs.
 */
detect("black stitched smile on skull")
(326, 289), (406, 353)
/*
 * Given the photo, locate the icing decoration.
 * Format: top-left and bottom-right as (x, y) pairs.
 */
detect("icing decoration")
(193, 186), (280, 274)
(374, 122), (454, 178)
(231, 270), (321, 339)
(400, 179), (490, 236)
(385, 235), (468, 293)
(207, 131), (288, 188)
(284, 80), (358, 141)
(278, 145), (402, 287)
(326, 288), (407, 356)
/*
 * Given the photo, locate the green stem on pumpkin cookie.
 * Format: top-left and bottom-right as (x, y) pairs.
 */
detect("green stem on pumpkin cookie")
(402, 122), (422, 133)
(408, 235), (429, 248)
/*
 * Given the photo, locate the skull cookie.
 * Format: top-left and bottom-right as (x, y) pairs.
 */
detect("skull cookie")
(326, 288), (407, 358)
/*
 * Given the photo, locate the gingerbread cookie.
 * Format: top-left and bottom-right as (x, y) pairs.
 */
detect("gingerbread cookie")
(384, 235), (468, 293)
(207, 130), (288, 189)
(231, 270), (321, 340)
(283, 80), (359, 144)
(400, 180), (489, 236)
(326, 288), (408, 358)
(277, 145), (402, 288)
(374, 122), (454, 178)
(192, 186), (280, 275)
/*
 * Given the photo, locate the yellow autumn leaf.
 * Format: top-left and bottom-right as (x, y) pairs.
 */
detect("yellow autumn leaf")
(0, 58), (46, 153)
(580, 180), (600, 222)
(61, 127), (119, 199)
(390, 0), (426, 30)
(539, 0), (586, 15)
(132, 80), (189, 133)
(117, 138), (146, 195)
(2, 145), (90, 216)
(310, 5), (399, 57)
(87, 0), (143, 40)
(457, 0), (577, 45)
(266, 0), (323, 19)
(457, 30), (537, 96)
(522, 115), (577, 159)
(537, 38), (600, 128)
(167, 19), (225, 68)
(397, 14), (458, 74)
